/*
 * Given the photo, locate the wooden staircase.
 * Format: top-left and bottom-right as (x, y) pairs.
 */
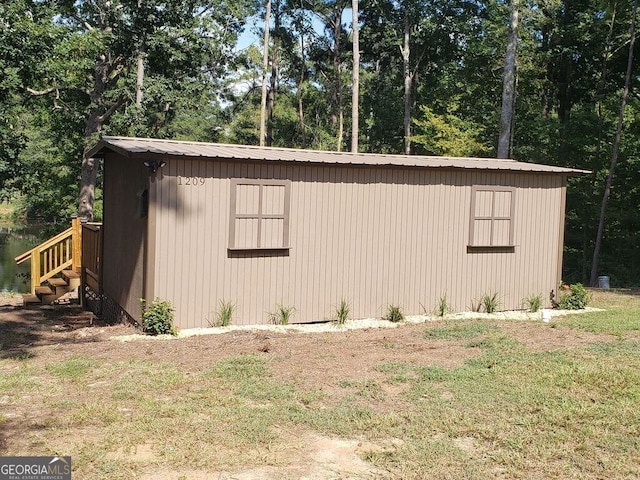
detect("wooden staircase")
(15, 216), (83, 306)
(22, 270), (81, 306)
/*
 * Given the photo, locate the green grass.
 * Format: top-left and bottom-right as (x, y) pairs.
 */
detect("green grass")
(339, 379), (385, 400)
(424, 321), (498, 340)
(2, 290), (640, 478)
(560, 308), (640, 337)
(46, 356), (96, 381)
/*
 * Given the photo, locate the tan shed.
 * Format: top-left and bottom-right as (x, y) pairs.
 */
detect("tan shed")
(87, 136), (588, 328)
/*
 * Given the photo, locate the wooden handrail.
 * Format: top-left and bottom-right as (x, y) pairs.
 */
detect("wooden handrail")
(14, 217), (83, 294)
(15, 227), (73, 264)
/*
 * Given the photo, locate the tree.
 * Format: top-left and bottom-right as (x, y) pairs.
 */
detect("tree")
(0, 0), (62, 200)
(25, 0), (255, 220)
(351, 0), (360, 152)
(260, 0), (272, 146)
(497, 0), (519, 158)
(590, 0), (638, 285)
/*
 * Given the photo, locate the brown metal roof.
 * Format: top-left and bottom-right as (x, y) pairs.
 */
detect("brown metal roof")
(89, 136), (590, 175)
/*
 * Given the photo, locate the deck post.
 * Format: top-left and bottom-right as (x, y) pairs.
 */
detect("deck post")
(71, 215), (82, 273)
(30, 247), (40, 294)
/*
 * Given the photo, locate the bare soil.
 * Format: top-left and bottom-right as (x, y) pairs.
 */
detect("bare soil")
(0, 296), (617, 479)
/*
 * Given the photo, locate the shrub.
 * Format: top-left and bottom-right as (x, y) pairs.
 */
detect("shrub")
(558, 283), (589, 310)
(140, 298), (177, 336)
(385, 304), (404, 323)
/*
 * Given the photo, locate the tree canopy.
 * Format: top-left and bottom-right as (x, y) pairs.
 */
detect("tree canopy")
(1, 0), (639, 285)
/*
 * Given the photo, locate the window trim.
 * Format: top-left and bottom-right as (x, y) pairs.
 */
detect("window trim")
(228, 179), (291, 251)
(468, 186), (515, 248)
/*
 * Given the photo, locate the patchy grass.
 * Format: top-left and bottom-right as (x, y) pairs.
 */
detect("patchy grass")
(424, 321), (498, 340)
(561, 308), (640, 337)
(559, 289), (640, 337)
(1, 290), (640, 478)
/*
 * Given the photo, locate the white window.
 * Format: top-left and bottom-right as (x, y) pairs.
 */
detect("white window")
(229, 179), (290, 250)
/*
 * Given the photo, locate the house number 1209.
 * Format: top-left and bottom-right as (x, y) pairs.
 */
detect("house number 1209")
(178, 176), (206, 186)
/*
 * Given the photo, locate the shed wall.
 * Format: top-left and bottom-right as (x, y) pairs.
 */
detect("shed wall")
(102, 154), (149, 319)
(149, 159), (565, 328)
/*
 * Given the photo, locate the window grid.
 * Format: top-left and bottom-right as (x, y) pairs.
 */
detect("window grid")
(469, 186), (515, 247)
(229, 179), (290, 250)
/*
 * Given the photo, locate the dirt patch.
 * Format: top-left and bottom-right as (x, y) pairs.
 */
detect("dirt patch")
(139, 431), (387, 480)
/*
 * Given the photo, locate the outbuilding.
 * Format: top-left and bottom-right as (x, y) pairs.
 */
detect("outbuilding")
(88, 136), (587, 328)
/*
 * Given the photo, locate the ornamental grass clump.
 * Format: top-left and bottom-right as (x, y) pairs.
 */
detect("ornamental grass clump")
(481, 293), (500, 314)
(436, 294), (449, 317)
(140, 298), (177, 336)
(334, 298), (350, 325)
(268, 303), (296, 325)
(524, 293), (543, 313)
(209, 299), (235, 327)
(385, 304), (404, 323)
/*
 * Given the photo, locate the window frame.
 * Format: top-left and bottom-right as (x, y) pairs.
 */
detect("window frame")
(228, 179), (291, 251)
(468, 186), (515, 248)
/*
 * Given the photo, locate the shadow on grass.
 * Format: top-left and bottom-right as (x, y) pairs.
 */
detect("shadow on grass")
(0, 302), (110, 360)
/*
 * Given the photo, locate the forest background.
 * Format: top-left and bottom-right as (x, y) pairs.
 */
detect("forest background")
(0, 0), (639, 287)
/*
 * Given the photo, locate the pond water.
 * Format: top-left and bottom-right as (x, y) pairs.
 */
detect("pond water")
(0, 225), (44, 293)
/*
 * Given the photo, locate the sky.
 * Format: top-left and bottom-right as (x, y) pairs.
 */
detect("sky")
(235, 9), (355, 52)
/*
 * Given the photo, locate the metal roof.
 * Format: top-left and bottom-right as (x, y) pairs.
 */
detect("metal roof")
(89, 136), (590, 175)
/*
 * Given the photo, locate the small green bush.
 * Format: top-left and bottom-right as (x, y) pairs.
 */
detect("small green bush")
(140, 298), (177, 335)
(385, 304), (404, 323)
(558, 283), (589, 310)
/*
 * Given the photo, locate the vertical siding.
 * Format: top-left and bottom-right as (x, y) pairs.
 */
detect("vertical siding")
(150, 160), (566, 328)
(102, 154), (149, 319)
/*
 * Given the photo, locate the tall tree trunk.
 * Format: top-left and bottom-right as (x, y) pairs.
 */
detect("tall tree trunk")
(135, 51), (145, 106)
(259, 0), (271, 147)
(78, 58), (127, 220)
(402, 12), (411, 155)
(267, 44), (278, 146)
(266, 0), (281, 146)
(590, 0), (638, 286)
(351, 0), (359, 152)
(79, 114), (101, 221)
(498, 0), (519, 159)
(297, 20), (307, 148)
(331, 5), (344, 151)
(135, 0), (144, 107)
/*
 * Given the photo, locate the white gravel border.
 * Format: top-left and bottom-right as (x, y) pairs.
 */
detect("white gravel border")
(111, 307), (603, 342)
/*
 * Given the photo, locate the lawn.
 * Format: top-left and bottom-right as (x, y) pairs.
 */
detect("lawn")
(0, 290), (639, 479)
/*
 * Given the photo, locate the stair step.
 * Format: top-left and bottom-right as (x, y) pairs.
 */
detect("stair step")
(35, 286), (54, 296)
(22, 294), (41, 305)
(62, 270), (80, 279)
(48, 278), (68, 288)
(62, 270), (81, 290)
(35, 286), (57, 305)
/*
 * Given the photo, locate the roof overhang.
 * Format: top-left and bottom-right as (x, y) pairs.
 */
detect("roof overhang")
(86, 136), (591, 176)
